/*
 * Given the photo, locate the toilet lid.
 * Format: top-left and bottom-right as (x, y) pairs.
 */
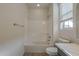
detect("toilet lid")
(46, 47), (57, 52)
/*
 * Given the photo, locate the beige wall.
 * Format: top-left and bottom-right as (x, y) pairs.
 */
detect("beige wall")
(24, 5), (29, 45)
(48, 4), (53, 46)
(75, 3), (79, 43)
(53, 4), (59, 43)
(0, 4), (28, 43)
(76, 4), (79, 39)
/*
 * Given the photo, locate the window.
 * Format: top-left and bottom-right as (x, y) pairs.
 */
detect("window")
(59, 3), (73, 30)
(64, 20), (69, 28)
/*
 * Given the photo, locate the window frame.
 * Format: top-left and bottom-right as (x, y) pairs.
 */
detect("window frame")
(58, 3), (73, 31)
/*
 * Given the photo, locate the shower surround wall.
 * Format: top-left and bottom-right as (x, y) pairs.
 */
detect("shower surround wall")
(24, 4), (54, 53)
(26, 7), (49, 45)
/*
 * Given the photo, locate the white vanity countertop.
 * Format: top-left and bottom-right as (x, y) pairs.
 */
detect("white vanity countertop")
(55, 43), (79, 56)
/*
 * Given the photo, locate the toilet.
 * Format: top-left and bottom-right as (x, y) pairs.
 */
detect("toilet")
(46, 47), (58, 56)
(46, 38), (70, 56)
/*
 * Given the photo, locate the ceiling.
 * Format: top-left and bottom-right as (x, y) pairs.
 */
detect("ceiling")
(27, 3), (51, 8)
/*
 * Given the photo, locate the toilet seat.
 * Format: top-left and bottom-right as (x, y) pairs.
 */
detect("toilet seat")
(46, 47), (58, 56)
(46, 47), (57, 52)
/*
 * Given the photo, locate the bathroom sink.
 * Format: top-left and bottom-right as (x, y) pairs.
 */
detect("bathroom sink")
(55, 43), (79, 56)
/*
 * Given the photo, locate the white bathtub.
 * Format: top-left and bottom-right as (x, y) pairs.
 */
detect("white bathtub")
(0, 38), (24, 56)
(24, 43), (49, 53)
